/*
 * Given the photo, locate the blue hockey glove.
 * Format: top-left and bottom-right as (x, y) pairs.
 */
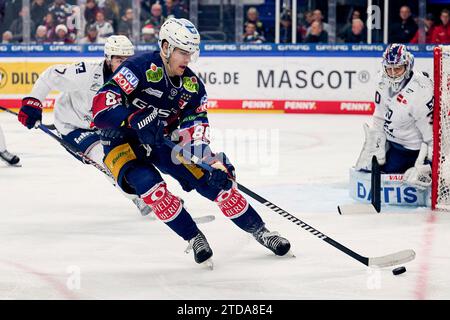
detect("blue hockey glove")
(204, 151), (236, 190)
(19, 97), (43, 129)
(128, 108), (165, 148)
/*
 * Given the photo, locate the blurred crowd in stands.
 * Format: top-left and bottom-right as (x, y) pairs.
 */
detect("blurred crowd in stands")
(0, 0), (188, 44)
(0, 0), (449, 45)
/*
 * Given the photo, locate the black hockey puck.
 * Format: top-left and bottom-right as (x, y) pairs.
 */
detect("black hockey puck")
(392, 266), (406, 275)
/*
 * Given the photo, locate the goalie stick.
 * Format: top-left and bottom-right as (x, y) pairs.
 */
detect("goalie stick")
(337, 156), (382, 215)
(0, 106), (215, 224)
(164, 139), (416, 268)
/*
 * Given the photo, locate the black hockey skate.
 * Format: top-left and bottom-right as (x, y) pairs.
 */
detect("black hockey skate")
(185, 230), (213, 269)
(253, 226), (291, 256)
(0, 150), (20, 166)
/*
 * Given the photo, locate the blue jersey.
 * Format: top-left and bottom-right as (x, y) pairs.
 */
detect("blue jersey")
(92, 51), (210, 145)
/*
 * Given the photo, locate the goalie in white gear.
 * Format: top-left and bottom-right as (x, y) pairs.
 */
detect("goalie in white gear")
(17, 35), (153, 216)
(355, 44), (433, 190)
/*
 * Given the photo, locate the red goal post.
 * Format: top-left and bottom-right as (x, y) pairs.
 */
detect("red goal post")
(432, 46), (450, 210)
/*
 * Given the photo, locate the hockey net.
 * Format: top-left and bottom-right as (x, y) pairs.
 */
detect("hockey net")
(432, 46), (450, 210)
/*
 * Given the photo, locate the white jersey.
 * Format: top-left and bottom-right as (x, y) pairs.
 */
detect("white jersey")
(373, 71), (434, 151)
(30, 60), (107, 136)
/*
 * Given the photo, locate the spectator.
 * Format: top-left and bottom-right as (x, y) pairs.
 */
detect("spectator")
(338, 9), (361, 40)
(0, 0), (5, 26)
(143, 3), (165, 35)
(53, 23), (72, 43)
(304, 21), (328, 43)
(92, 10), (114, 38)
(306, 9), (331, 36)
(141, 24), (157, 43)
(389, 5), (418, 43)
(2, 30), (12, 43)
(280, 9), (292, 43)
(341, 18), (367, 43)
(244, 7), (264, 37)
(242, 21), (265, 43)
(163, 0), (188, 19)
(0, 0), (21, 35)
(34, 25), (48, 43)
(43, 12), (57, 42)
(410, 13), (435, 44)
(304, 10), (314, 28)
(102, 0), (121, 32)
(431, 9), (450, 44)
(78, 24), (105, 43)
(48, 0), (72, 25)
(9, 6), (36, 43)
(84, 0), (100, 26)
(31, 0), (49, 27)
(118, 7), (133, 38)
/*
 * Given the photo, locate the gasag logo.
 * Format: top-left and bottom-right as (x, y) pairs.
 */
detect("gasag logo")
(113, 67), (139, 94)
(183, 76), (199, 93)
(146, 63), (163, 83)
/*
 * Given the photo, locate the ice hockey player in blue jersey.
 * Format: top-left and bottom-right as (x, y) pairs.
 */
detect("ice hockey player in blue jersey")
(355, 44), (433, 190)
(92, 18), (292, 267)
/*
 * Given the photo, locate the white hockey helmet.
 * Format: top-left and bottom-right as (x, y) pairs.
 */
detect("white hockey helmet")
(104, 35), (135, 61)
(382, 43), (414, 91)
(158, 18), (200, 62)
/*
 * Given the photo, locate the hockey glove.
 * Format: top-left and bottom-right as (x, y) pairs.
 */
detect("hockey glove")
(128, 108), (165, 151)
(355, 123), (387, 171)
(403, 143), (432, 191)
(204, 150), (236, 191)
(19, 97), (43, 129)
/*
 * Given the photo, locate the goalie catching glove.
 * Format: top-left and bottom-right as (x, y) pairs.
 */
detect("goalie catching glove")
(403, 143), (432, 190)
(355, 123), (387, 171)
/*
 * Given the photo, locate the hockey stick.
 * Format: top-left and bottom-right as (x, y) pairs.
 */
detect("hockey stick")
(0, 106), (110, 176)
(0, 106), (215, 223)
(165, 139), (416, 268)
(337, 156), (382, 215)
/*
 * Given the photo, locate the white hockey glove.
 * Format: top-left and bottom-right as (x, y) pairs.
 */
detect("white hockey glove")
(403, 143), (432, 191)
(355, 123), (387, 171)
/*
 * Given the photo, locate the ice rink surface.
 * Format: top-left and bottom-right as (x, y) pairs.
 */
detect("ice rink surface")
(0, 111), (449, 300)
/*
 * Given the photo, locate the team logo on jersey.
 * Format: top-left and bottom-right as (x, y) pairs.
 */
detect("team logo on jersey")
(146, 63), (163, 83)
(170, 88), (178, 97)
(396, 94), (408, 104)
(178, 99), (188, 109)
(143, 87), (163, 98)
(113, 67), (139, 94)
(183, 76), (199, 93)
(0, 67), (7, 89)
(196, 94), (208, 113)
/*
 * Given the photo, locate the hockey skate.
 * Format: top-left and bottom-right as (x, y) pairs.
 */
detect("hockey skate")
(253, 226), (292, 257)
(185, 230), (214, 269)
(0, 150), (20, 166)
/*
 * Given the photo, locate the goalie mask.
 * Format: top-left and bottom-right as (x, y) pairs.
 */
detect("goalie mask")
(382, 44), (414, 92)
(158, 18), (201, 63)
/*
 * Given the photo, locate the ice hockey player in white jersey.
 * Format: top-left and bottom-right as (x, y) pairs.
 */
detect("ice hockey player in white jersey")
(0, 124), (20, 166)
(17, 35), (151, 215)
(355, 44), (433, 190)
